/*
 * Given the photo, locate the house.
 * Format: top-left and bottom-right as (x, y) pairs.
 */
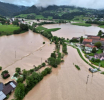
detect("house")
(72, 37), (80, 41)
(87, 35), (100, 40)
(84, 44), (97, 53)
(0, 81), (17, 100)
(100, 38), (104, 41)
(94, 53), (104, 60)
(92, 40), (104, 47)
(82, 39), (92, 45)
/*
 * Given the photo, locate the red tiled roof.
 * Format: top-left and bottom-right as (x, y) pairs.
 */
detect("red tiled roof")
(88, 35), (100, 40)
(83, 39), (92, 43)
(101, 38), (104, 41)
(85, 44), (96, 48)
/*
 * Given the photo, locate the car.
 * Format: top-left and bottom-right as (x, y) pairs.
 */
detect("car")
(89, 68), (98, 73)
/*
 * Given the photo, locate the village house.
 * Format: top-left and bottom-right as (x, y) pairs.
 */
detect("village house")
(82, 39), (92, 45)
(94, 53), (104, 60)
(92, 39), (104, 47)
(0, 81), (17, 100)
(72, 37), (80, 41)
(87, 35), (100, 40)
(85, 44), (97, 53)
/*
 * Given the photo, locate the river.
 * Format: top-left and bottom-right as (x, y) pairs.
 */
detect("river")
(43, 23), (104, 39)
(0, 24), (104, 100)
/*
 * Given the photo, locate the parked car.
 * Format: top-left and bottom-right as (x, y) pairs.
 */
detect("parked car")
(89, 68), (98, 73)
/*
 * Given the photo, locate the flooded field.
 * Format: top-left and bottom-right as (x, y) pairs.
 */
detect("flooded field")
(0, 24), (104, 100)
(44, 23), (104, 39)
(0, 30), (55, 83)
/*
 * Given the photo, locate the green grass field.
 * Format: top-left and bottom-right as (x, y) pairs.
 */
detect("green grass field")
(35, 26), (61, 33)
(99, 25), (104, 28)
(0, 25), (19, 32)
(72, 22), (91, 27)
(0, 25), (20, 36)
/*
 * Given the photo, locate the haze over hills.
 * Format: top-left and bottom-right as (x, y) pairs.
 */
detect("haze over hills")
(0, 1), (104, 21)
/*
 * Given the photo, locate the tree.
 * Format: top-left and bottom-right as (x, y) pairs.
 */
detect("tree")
(94, 42), (102, 48)
(15, 67), (21, 73)
(92, 47), (96, 53)
(20, 24), (28, 31)
(97, 30), (103, 36)
(51, 52), (56, 58)
(80, 36), (83, 44)
(14, 83), (25, 100)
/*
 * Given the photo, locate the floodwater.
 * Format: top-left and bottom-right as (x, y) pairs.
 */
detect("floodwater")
(43, 23), (104, 39)
(0, 30), (55, 83)
(0, 24), (104, 100)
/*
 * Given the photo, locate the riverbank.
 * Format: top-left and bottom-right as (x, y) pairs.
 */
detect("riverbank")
(71, 22), (91, 27)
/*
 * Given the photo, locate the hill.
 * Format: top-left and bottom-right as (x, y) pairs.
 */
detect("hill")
(0, 1), (28, 16)
(14, 5), (103, 20)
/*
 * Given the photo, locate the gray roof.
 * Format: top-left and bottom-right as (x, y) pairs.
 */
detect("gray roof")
(95, 53), (104, 58)
(0, 83), (4, 91)
(92, 40), (104, 45)
(0, 91), (6, 100)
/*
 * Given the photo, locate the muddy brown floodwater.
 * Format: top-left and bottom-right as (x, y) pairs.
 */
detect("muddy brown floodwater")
(1, 24), (104, 100)
(43, 23), (104, 39)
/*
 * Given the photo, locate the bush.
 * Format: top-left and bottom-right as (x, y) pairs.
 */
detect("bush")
(42, 63), (46, 67)
(75, 65), (81, 70)
(14, 73), (19, 77)
(29, 69), (34, 74)
(13, 29), (21, 34)
(43, 42), (45, 44)
(0, 66), (2, 70)
(16, 67), (21, 73)
(1, 70), (10, 79)
(17, 77), (24, 83)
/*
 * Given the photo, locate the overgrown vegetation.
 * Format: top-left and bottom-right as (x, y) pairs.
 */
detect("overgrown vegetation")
(72, 22), (91, 27)
(1, 70), (10, 79)
(75, 65), (81, 70)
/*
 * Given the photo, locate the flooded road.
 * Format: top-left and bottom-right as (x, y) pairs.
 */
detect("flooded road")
(44, 23), (104, 39)
(0, 30), (55, 83)
(0, 24), (104, 100)
(24, 46), (104, 100)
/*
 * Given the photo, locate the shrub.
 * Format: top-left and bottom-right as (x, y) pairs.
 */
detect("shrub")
(17, 77), (24, 83)
(29, 69), (34, 74)
(1, 70), (10, 79)
(101, 71), (104, 74)
(0, 66), (2, 70)
(43, 42), (45, 44)
(14, 73), (19, 77)
(42, 63), (46, 67)
(16, 67), (21, 73)
(75, 65), (81, 70)
(13, 29), (21, 34)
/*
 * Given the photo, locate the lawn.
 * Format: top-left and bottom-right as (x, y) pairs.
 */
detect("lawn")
(72, 22), (91, 27)
(35, 26), (61, 33)
(0, 25), (19, 32)
(96, 49), (102, 54)
(99, 25), (104, 28)
(35, 15), (44, 19)
(0, 25), (20, 36)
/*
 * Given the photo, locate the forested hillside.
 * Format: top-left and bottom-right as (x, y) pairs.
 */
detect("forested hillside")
(0, 1), (28, 16)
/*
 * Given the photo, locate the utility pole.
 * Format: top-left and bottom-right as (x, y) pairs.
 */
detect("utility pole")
(41, 58), (42, 64)
(86, 75), (89, 84)
(15, 51), (16, 59)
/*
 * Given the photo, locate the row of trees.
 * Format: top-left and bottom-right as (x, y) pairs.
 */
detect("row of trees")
(13, 24), (28, 34)
(14, 67), (52, 100)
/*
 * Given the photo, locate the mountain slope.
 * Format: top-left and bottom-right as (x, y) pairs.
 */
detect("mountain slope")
(0, 1), (28, 16)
